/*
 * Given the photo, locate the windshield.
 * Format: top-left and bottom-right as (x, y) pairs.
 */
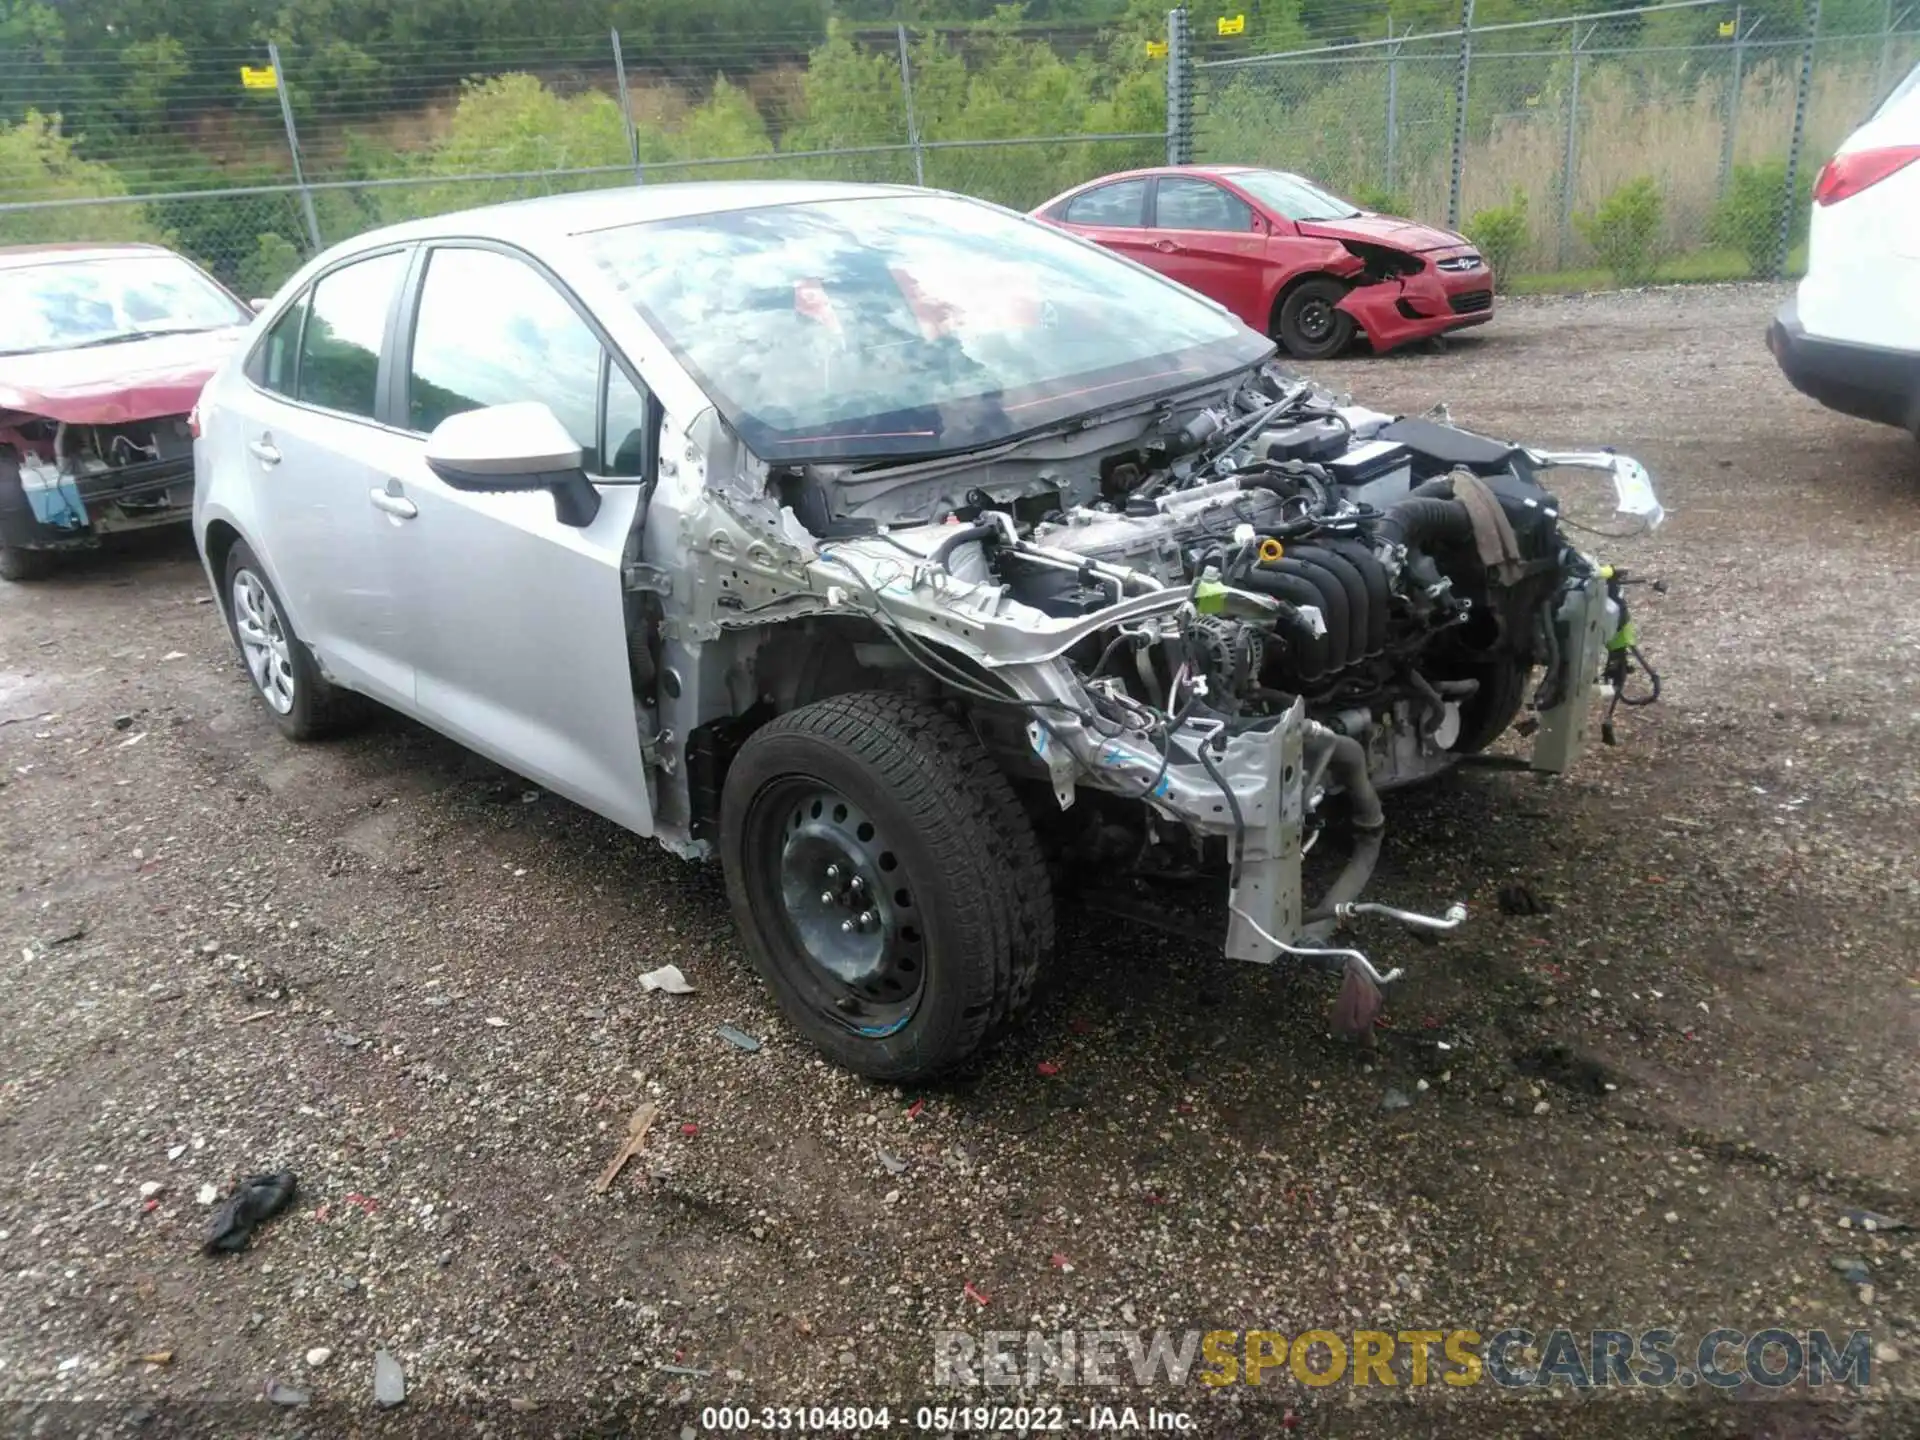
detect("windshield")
(0, 253), (250, 357)
(1230, 170), (1362, 223)
(588, 194), (1270, 463)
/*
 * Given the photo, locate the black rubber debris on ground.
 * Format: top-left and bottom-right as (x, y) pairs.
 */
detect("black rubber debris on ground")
(1513, 1041), (1623, 1097)
(1497, 880), (1552, 916)
(203, 1170), (299, 1254)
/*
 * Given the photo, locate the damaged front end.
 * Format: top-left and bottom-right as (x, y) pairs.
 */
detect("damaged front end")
(1, 410), (198, 559)
(646, 363), (1666, 1013)
(1331, 242), (1495, 354)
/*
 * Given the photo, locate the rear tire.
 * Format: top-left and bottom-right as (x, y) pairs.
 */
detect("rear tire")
(720, 692), (1053, 1081)
(221, 540), (362, 741)
(0, 545), (54, 583)
(1276, 277), (1357, 360)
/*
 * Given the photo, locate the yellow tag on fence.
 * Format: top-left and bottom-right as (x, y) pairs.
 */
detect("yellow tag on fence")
(1146, 39), (1168, 57)
(240, 65), (278, 90)
(1718, 18), (1736, 36)
(1217, 14), (1246, 35)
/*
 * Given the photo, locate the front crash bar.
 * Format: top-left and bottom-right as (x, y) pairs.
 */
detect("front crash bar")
(1527, 449), (1665, 530)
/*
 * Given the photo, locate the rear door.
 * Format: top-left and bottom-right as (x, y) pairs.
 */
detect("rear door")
(235, 247), (415, 706)
(378, 241), (654, 834)
(1147, 175), (1271, 324)
(1050, 177), (1155, 268)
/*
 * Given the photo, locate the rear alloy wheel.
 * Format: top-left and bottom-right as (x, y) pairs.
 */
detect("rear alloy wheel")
(721, 692), (1053, 1081)
(222, 539), (361, 741)
(232, 566), (296, 717)
(1277, 277), (1357, 360)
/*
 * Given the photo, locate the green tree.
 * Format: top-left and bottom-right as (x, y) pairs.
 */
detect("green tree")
(789, 26), (910, 153)
(236, 230), (305, 297)
(0, 0), (71, 130)
(0, 110), (163, 244)
(361, 73), (630, 223)
(428, 72), (631, 174)
(670, 76), (773, 164)
(111, 36), (190, 137)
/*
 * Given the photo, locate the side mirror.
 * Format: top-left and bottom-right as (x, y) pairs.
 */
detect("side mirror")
(249, 297), (269, 313)
(425, 402), (601, 528)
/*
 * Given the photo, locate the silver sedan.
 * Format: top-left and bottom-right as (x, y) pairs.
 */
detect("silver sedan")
(194, 182), (1660, 1080)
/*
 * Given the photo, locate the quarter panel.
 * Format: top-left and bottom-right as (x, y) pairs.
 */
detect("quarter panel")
(1798, 159), (1920, 353)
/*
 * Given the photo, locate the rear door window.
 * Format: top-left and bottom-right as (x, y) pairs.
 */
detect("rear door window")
(295, 251), (406, 420)
(247, 292), (309, 397)
(1064, 179), (1148, 227)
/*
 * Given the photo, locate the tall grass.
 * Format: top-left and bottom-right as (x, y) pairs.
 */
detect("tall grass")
(1202, 32), (1920, 278)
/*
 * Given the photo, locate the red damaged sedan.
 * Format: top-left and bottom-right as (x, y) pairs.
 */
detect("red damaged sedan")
(0, 243), (254, 582)
(1034, 166), (1493, 360)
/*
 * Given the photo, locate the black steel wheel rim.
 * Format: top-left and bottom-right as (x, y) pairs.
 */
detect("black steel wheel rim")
(1297, 297), (1334, 342)
(743, 779), (926, 1038)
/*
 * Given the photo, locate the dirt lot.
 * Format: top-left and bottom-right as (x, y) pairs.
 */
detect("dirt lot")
(1, 284), (1916, 1439)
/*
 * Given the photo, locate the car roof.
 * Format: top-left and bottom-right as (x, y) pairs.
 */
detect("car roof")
(340, 180), (930, 252)
(1042, 166), (1287, 206)
(1069, 165), (1265, 185)
(0, 241), (178, 271)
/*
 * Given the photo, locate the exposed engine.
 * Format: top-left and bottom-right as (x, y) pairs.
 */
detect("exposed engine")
(809, 364), (1661, 801)
(673, 362), (1664, 1002)
(1016, 395), (1580, 789)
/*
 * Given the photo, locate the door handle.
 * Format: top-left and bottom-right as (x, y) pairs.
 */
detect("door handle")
(369, 488), (418, 520)
(1153, 239), (1181, 253)
(248, 438), (281, 466)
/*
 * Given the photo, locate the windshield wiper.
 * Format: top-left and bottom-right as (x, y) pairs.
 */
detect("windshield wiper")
(66, 325), (227, 350)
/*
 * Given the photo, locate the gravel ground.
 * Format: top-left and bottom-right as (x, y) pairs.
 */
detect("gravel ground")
(1, 283), (1916, 1440)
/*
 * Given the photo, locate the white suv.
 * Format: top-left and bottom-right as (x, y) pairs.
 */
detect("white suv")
(1770, 61), (1920, 434)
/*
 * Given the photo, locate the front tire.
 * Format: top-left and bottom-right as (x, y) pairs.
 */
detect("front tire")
(720, 692), (1053, 1081)
(0, 453), (59, 583)
(1276, 277), (1357, 360)
(221, 540), (359, 741)
(0, 545), (55, 583)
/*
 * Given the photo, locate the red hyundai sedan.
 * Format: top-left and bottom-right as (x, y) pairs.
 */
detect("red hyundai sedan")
(0, 242), (253, 581)
(1034, 166), (1493, 360)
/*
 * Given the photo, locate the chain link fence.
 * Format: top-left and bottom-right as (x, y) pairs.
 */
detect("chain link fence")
(1184, 0), (1920, 286)
(0, 22), (1163, 296)
(10, 5), (1914, 298)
